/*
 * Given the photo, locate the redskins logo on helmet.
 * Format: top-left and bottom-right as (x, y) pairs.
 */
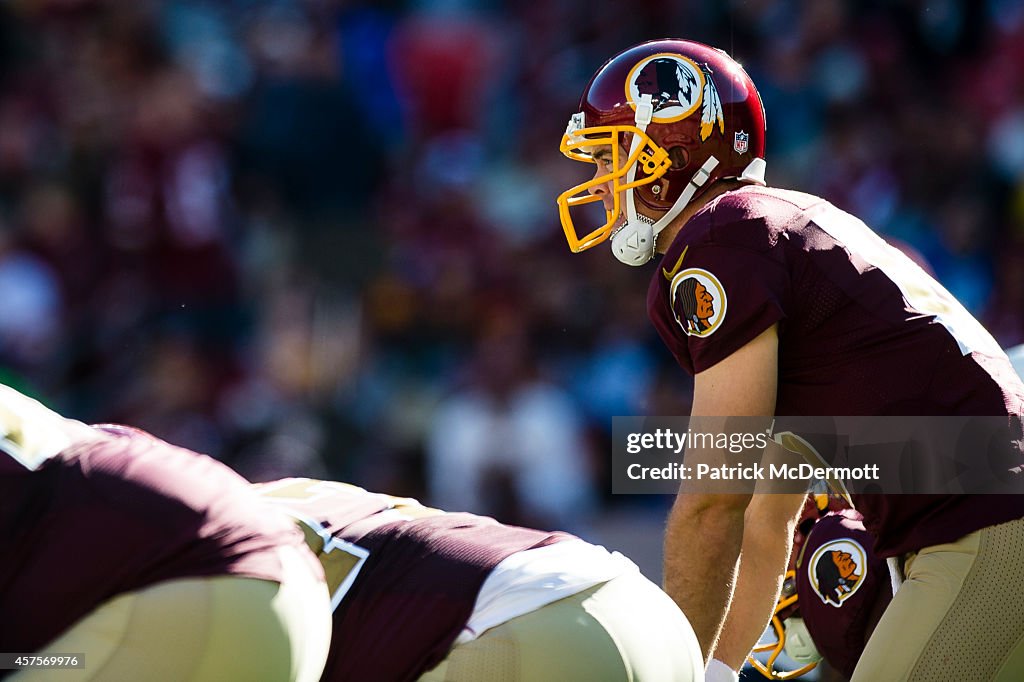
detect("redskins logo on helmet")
(556, 39), (767, 266)
(627, 55), (703, 122)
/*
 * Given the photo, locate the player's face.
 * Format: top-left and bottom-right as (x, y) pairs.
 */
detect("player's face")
(586, 145), (617, 211)
(831, 550), (856, 579)
(586, 144), (662, 224)
(695, 282), (714, 319)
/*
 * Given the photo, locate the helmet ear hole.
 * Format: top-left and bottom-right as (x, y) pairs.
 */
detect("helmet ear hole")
(668, 146), (689, 169)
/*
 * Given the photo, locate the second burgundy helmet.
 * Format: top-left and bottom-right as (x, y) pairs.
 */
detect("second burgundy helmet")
(557, 39), (767, 265)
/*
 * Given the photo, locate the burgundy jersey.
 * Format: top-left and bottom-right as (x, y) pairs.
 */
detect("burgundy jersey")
(647, 185), (1024, 556)
(257, 478), (575, 682)
(0, 424), (312, 653)
(795, 510), (891, 679)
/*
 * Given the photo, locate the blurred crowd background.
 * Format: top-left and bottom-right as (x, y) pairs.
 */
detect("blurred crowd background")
(1, 0), (1023, 547)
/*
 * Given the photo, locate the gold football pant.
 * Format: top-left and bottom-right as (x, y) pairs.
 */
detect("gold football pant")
(853, 516), (1024, 681)
(417, 568), (703, 682)
(12, 545), (332, 682)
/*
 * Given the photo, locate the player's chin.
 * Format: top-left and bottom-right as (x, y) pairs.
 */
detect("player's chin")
(608, 213), (627, 237)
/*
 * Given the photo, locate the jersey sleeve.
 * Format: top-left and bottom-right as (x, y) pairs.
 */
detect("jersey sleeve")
(648, 240), (789, 375)
(794, 511), (891, 679)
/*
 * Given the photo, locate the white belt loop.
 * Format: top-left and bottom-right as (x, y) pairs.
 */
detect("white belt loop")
(886, 556), (904, 596)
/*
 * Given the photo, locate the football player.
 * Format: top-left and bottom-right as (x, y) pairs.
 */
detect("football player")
(0, 384), (332, 681)
(255, 477), (703, 681)
(558, 39), (1024, 681)
(744, 495), (892, 682)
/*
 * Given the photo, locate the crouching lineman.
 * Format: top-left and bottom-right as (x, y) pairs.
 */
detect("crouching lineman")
(0, 385), (332, 681)
(739, 495), (893, 682)
(256, 477), (703, 681)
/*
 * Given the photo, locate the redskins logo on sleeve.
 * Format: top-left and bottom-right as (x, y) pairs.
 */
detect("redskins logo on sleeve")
(669, 267), (727, 337)
(807, 538), (868, 606)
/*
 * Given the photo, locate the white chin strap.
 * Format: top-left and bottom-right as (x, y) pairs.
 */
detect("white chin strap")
(611, 154), (719, 266)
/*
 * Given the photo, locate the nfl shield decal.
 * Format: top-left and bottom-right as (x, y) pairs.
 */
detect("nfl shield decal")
(734, 130), (750, 154)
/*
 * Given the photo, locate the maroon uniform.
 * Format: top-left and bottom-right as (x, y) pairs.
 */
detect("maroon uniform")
(795, 510), (892, 679)
(0, 424), (312, 653)
(257, 478), (576, 682)
(647, 185), (1024, 556)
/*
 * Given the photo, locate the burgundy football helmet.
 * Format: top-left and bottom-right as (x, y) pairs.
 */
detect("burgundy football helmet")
(557, 39), (767, 265)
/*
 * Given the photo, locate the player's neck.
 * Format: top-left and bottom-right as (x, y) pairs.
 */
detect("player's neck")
(656, 181), (744, 254)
